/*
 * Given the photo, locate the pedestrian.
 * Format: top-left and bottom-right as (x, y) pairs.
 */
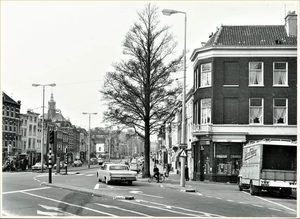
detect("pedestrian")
(153, 164), (160, 183)
(185, 164), (189, 181)
(10, 158), (15, 172)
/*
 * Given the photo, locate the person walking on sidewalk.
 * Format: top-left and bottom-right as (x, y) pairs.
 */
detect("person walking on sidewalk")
(185, 164), (189, 181)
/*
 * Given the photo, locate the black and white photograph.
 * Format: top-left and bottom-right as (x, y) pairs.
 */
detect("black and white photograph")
(1, 1), (298, 218)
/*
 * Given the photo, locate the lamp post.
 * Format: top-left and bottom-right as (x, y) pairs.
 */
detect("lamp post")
(82, 112), (97, 169)
(162, 9), (187, 187)
(32, 83), (56, 172)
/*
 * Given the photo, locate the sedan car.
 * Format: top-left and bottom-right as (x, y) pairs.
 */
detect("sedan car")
(72, 159), (82, 167)
(32, 162), (48, 171)
(97, 163), (137, 185)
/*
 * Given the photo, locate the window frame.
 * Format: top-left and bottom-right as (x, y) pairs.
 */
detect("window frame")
(273, 62), (288, 86)
(200, 63), (212, 87)
(249, 98), (264, 124)
(201, 98), (211, 124)
(273, 98), (288, 125)
(249, 62), (264, 86)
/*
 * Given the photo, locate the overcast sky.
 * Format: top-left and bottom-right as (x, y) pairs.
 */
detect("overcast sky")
(1, 1), (298, 129)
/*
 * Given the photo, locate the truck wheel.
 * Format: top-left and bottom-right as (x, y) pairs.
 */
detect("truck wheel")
(250, 181), (259, 196)
(128, 181), (132, 185)
(105, 177), (110, 185)
(279, 188), (292, 197)
(238, 177), (243, 191)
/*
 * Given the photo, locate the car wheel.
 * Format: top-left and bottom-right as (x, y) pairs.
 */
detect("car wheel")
(128, 181), (132, 186)
(97, 173), (101, 182)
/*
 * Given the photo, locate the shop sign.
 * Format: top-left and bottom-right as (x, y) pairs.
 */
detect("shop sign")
(216, 154), (227, 158)
(231, 155), (241, 158)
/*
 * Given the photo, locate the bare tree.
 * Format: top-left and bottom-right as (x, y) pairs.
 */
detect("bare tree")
(100, 3), (183, 177)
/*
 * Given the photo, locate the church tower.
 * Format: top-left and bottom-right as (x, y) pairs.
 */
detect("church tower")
(48, 92), (56, 119)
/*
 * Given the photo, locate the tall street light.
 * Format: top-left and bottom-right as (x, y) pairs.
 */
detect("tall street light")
(82, 112), (97, 169)
(32, 83), (56, 172)
(162, 8), (187, 187)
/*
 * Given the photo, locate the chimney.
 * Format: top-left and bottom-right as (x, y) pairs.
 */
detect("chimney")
(285, 11), (297, 37)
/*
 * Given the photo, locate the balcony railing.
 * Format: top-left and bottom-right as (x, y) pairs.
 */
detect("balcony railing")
(192, 124), (213, 133)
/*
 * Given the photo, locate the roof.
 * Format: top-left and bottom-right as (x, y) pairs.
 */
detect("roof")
(2, 92), (21, 106)
(205, 25), (297, 47)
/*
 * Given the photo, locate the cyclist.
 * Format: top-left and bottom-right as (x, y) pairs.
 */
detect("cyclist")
(153, 164), (160, 183)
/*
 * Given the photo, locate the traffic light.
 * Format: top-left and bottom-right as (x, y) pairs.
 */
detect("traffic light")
(49, 130), (54, 144)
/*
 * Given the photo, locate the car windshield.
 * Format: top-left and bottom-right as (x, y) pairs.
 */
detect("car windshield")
(109, 165), (129, 171)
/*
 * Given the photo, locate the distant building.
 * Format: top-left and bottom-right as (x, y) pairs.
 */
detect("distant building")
(2, 92), (21, 159)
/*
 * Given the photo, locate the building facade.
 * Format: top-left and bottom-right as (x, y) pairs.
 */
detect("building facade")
(2, 92), (22, 160)
(189, 11), (297, 182)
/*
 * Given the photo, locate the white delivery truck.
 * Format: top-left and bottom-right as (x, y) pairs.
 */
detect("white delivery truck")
(238, 139), (297, 197)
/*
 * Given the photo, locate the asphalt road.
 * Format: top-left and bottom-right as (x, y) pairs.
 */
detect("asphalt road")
(2, 163), (298, 217)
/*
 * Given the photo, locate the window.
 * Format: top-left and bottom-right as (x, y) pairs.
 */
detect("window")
(273, 99), (287, 124)
(194, 101), (199, 124)
(249, 62), (263, 85)
(201, 99), (211, 124)
(6, 107), (10, 116)
(273, 62), (288, 86)
(201, 63), (211, 87)
(249, 98), (263, 124)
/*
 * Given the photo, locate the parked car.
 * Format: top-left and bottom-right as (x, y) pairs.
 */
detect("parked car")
(90, 157), (98, 165)
(53, 161), (64, 169)
(32, 162), (48, 171)
(72, 159), (82, 167)
(97, 157), (104, 165)
(97, 163), (137, 185)
(129, 162), (140, 173)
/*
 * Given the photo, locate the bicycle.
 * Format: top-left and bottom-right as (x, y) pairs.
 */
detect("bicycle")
(148, 173), (165, 183)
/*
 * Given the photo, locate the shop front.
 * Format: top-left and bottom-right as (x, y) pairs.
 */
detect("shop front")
(192, 134), (245, 183)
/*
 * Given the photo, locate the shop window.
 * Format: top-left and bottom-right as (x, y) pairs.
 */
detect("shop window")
(215, 143), (242, 175)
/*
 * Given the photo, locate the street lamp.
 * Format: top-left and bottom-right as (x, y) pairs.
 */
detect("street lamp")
(82, 112), (97, 168)
(162, 8), (187, 187)
(32, 83), (56, 172)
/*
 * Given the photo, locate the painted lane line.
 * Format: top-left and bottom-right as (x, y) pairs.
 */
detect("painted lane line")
(120, 200), (203, 217)
(85, 174), (94, 177)
(3, 187), (51, 195)
(121, 199), (224, 217)
(216, 197), (223, 200)
(226, 200), (234, 202)
(253, 195), (297, 213)
(268, 208), (282, 212)
(21, 191), (118, 217)
(129, 191), (163, 198)
(95, 203), (151, 217)
(140, 199), (225, 217)
(94, 184), (100, 189)
(252, 204), (264, 208)
(206, 196), (213, 198)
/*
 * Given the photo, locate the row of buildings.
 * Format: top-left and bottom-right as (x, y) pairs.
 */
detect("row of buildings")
(2, 91), (144, 167)
(158, 11), (297, 183)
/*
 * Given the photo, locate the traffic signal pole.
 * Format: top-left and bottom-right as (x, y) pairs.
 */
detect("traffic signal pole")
(49, 130), (54, 183)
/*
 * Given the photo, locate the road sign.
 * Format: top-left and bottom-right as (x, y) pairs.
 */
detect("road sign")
(180, 150), (187, 157)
